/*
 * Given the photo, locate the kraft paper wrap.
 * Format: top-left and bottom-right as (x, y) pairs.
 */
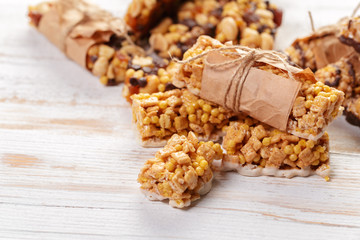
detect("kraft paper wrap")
(37, 0), (129, 68)
(312, 35), (354, 69)
(200, 51), (314, 131)
(293, 20), (353, 69)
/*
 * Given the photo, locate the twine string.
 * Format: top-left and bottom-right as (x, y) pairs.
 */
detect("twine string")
(231, 50), (256, 110)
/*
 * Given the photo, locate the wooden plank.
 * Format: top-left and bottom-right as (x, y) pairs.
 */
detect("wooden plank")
(0, 0), (359, 239)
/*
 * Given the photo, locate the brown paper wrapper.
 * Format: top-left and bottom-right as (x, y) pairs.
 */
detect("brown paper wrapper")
(312, 35), (354, 69)
(37, 0), (127, 68)
(200, 51), (305, 131)
(292, 19), (353, 69)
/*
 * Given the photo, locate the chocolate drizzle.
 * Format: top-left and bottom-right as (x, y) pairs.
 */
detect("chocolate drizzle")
(345, 108), (360, 127)
(339, 35), (360, 53)
(347, 60), (357, 92)
(107, 35), (127, 50)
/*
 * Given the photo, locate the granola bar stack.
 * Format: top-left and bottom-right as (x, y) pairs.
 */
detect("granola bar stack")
(28, 0), (357, 209)
(174, 36), (344, 140)
(132, 88), (332, 180)
(131, 35), (341, 189)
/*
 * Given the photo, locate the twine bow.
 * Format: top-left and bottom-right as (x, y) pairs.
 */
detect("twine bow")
(175, 45), (296, 112)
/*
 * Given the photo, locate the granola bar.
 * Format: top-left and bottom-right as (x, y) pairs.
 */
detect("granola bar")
(131, 89), (238, 147)
(315, 52), (360, 127)
(222, 120), (330, 179)
(174, 36), (344, 140)
(286, 19), (353, 72)
(28, 0), (143, 86)
(138, 132), (223, 208)
(148, 0), (282, 59)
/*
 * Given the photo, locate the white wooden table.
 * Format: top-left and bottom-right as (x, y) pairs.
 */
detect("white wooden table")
(0, 0), (360, 239)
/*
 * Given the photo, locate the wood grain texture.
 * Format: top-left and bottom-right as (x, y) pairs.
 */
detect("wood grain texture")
(0, 0), (359, 239)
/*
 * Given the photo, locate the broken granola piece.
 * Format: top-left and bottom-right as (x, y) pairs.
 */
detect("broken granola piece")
(131, 89), (238, 147)
(222, 120), (330, 179)
(138, 132), (223, 208)
(174, 36), (344, 140)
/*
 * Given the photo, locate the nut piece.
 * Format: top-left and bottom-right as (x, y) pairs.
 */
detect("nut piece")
(149, 33), (169, 52)
(92, 56), (108, 77)
(128, 0), (142, 18)
(255, 9), (274, 20)
(99, 44), (115, 60)
(151, 18), (173, 34)
(260, 32), (274, 50)
(218, 17), (238, 41)
(132, 56), (153, 67)
(240, 28), (261, 48)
